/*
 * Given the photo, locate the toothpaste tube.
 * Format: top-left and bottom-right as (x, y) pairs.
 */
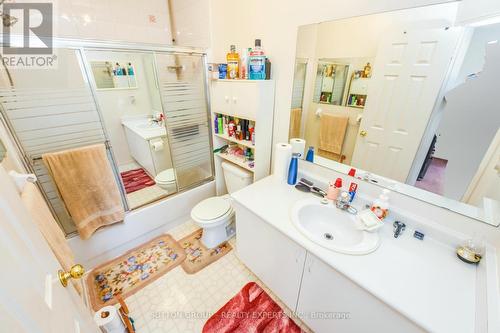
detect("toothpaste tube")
(348, 182), (358, 202)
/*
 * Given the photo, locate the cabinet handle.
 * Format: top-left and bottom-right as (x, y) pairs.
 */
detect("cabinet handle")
(224, 96), (229, 103)
(232, 97), (237, 104)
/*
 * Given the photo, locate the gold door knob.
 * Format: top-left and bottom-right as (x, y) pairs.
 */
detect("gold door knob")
(58, 264), (85, 287)
(360, 130), (368, 137)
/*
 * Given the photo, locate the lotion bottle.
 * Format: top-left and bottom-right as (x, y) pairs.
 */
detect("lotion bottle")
(370, 189), (390, 220)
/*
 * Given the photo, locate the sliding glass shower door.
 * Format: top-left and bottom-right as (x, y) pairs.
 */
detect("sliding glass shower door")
(154, 53), (214, 190)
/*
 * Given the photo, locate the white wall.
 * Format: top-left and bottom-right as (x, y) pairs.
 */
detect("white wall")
(169, 0), (211, 48)
(85, 51), (159, 166)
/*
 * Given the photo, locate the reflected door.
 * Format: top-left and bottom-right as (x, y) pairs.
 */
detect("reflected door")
(351, 28), (461, 182)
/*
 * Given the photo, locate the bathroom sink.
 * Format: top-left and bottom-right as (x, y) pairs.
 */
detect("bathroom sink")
(291, 198), (380, 255)
(136, 123), (163, 130)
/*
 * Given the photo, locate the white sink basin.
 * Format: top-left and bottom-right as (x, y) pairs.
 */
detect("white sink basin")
(136, 123), (163, 130)
(291, 198), (380, 255)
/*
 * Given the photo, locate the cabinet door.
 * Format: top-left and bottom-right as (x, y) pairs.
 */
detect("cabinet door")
(211, 81), (232, 115)
(297, 253), (424, 333)
(234, 202), (306, 311)
(230, 82), (260, 120)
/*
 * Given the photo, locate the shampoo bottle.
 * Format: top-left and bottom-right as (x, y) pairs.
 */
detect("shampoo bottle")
(287, 153), (300, 185)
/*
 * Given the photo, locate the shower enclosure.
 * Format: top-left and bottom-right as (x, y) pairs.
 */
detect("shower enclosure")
(0, 40), (214, 237)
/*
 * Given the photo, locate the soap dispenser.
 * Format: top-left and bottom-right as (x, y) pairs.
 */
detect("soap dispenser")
(370, 189), (390, 220)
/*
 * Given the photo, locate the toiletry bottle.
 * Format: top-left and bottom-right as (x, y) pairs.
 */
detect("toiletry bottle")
(265, 58), (271, 79)
(218, 115), (223, 134)
(223, 116), (228, 134)
(214, 114), (219, 134)
(327, 178), (342, 201)
(218, 63), (228, 79)
(228, 119), (235, 137)
(127, 63), (134, 75)
(370, 189), (390, 220)
(249, 39), (266, 80)
(305, 146), (314, 162)
(348, 182), (358, 202)
(239, 48), (250, 79)
(227, 45), (240, 79)
(287, 153), (300, 185)
(348, 168), (356, 177)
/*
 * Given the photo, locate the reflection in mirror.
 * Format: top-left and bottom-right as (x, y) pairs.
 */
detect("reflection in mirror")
(86, 50), (175, 209)
(90, 61), (138, 89)
(288, 3), (500, 226)
(0, 138), (6, 162)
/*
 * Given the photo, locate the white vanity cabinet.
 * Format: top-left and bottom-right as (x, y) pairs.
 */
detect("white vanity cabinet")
(297, 253), (424, 333)
(234, 201), (306, 310)
(211, 79), (274, 120)
(234, 202), (425, 333)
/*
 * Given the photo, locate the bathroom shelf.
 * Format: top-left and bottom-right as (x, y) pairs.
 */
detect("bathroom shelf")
(214, 133), (255, 149)
(211, 79), (275, 194)
(215, 152), (254, 172)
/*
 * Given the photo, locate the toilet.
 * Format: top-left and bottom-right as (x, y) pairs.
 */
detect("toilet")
(154, 168), (177, 193)
(191, 161), (253, 248)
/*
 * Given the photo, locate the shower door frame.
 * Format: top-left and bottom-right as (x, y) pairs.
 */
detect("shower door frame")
(0, 36), (215, 238)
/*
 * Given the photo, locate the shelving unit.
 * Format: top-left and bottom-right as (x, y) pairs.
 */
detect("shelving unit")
(210, 79), (275, 195)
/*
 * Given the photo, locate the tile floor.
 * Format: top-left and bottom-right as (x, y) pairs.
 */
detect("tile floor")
(122, 220), (312, 333)
(118, 162), (174, 210)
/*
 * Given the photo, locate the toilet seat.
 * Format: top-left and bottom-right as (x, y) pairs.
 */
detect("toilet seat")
(191, 197), (233, 226)
(155, 168), (176, 185)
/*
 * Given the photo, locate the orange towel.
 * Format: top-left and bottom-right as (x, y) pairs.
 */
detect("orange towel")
(42, 144), (124, 239)
(318, 113), (348, 155)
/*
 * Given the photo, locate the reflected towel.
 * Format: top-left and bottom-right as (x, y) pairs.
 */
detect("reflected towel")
(318, 113), (348, 155)
(289, 108), (302, 139)
(42, 144), (124, 239)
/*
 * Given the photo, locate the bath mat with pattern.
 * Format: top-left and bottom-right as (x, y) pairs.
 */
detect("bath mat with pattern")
(179, 229), (232, 274)
(203, 282), (303, 333)
(120, 168), (156, 194)
(86, 234), (186, 311)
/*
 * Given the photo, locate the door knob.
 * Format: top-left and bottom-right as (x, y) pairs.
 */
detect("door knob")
(359, 130), (367, 137)
(58, 264), (85, 287)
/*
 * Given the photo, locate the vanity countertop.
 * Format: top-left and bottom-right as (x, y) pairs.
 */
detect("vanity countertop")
(122, 117), (166, 140)
(231, 175), (486, 333)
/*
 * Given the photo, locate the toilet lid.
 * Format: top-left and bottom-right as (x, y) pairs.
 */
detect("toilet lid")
(155, 169), (175, 184)
(192, 197), (231, 221)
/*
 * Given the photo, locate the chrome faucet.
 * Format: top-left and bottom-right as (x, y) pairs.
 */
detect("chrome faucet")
(393, 221), (406, 238)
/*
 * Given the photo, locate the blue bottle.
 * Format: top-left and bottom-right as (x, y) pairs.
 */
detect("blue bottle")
(305, 146), (314, 162)
(287, 153), (300, 185)
(214, 114), (219, 134)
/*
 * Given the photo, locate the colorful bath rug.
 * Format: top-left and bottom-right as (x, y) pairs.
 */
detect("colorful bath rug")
(179, 229), (232, 274)
(120, 168), (156, 194)
(203, 282), (303, 333)
(86, 234), (186, 311)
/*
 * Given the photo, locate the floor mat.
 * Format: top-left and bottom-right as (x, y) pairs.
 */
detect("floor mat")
(203, 282), (303, 333)
(86, 234), (186, 311)
(179, 229), (232, 274)
(120, 168), (156, 194)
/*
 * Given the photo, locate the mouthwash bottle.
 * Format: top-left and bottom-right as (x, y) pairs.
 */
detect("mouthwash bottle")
(226, 45), (240, 79)
(249, 39), (266, 80)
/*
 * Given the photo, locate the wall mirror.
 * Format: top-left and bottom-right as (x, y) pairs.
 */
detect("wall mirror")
(90, 61), (138, 89)
(288, 2), (500, 226)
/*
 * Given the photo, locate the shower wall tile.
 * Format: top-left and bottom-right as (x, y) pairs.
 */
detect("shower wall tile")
(12, 0), (173, 45)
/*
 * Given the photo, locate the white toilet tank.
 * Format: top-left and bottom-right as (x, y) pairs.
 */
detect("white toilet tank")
(221, 161), (253, 194)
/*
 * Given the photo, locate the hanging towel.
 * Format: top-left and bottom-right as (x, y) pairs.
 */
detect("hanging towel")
(42, 144), (124, 239)
(318, 113), (348, 160)
(289, 108), (302, 139)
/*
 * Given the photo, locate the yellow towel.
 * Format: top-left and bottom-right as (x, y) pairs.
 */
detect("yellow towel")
(289, 108), (302, 139)
(318, 113), (348, 155)
(42, 144), (124, 239)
